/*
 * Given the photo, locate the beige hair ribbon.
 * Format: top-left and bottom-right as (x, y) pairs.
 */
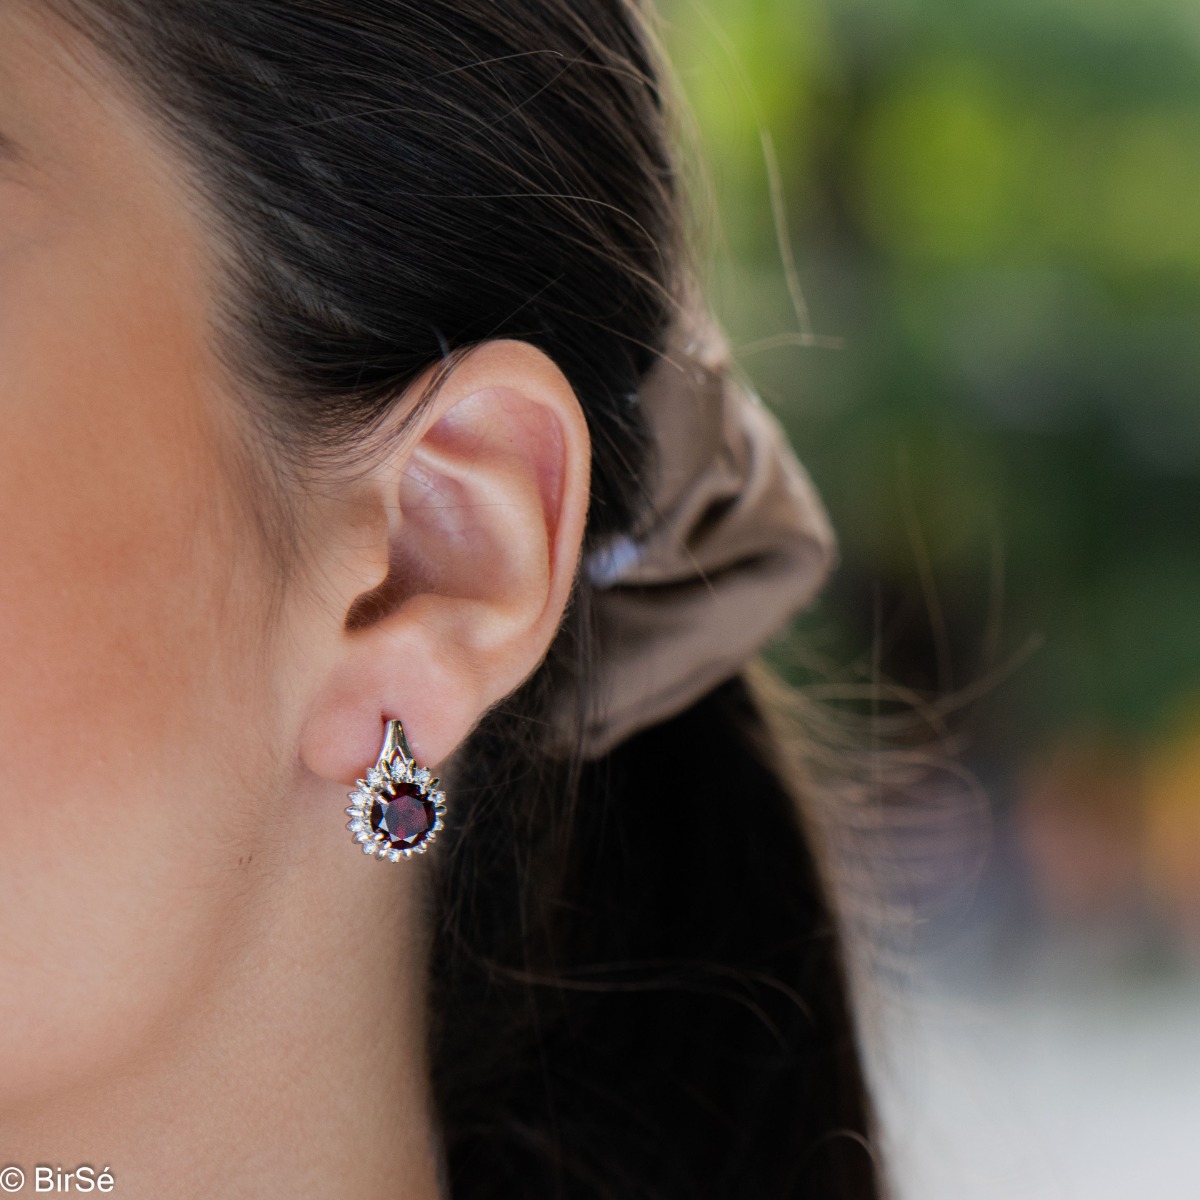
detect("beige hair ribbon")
(559, 298), (840, 760)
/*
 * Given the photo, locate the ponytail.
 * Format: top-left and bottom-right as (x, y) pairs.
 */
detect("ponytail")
(430, 662), (884, 1198)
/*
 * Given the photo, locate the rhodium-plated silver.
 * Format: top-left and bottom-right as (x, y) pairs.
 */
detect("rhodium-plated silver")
(344, 719), (447, 861)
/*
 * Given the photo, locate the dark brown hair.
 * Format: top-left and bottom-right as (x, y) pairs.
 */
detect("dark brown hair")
(51, 1), (885, 1194)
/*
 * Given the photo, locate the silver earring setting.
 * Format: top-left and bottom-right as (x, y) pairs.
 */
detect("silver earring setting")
(345, 719), (446, 860)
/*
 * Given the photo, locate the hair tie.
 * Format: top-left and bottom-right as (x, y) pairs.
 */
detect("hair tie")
(553, 297), (839, 760)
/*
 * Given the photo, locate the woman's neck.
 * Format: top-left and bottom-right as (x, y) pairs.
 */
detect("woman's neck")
(0, 776), (445, 1200)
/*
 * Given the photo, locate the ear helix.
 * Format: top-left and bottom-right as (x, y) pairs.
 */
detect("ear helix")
(344, 720), (447, 861)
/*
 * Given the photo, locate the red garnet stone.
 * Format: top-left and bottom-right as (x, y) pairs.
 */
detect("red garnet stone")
(370, 780), (436, 848)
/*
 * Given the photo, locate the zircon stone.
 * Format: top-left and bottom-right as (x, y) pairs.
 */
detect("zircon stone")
(369, 781), (436, 848)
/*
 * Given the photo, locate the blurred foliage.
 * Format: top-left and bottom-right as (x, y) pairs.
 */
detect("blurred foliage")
(658, 0), (1200, 763)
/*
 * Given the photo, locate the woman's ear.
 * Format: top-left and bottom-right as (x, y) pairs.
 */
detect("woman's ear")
(295, 339), (591, 785)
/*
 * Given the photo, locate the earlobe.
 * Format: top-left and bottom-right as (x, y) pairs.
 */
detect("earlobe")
(297, 340), (591, 787)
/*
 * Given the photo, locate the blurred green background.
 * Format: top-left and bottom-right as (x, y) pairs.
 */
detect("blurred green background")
(659, 0), (1200, 957)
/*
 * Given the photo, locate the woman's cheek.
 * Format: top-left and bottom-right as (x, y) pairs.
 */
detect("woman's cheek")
(0, 182), (282, 1109)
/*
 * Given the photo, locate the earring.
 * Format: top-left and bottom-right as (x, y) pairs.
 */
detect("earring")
(345, 719), (446, 860)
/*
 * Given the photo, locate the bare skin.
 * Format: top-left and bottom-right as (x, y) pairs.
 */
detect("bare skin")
(0, 6), (591, 1197)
